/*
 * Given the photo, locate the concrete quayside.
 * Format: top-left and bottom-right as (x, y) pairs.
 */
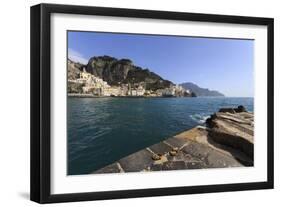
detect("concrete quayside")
(93, 106), (254, 174)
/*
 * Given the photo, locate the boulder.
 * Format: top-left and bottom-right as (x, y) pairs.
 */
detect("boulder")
(234, 105), (247, 113)
(219, 105), (248, 114)
(218, 108), (236, 113)
(206, 107), (254, 159)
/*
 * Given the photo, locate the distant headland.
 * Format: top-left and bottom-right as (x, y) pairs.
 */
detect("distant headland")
(180, 82), (224, 97)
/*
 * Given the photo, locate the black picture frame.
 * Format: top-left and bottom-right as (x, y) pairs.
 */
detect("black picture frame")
(30, 3), (274, 204)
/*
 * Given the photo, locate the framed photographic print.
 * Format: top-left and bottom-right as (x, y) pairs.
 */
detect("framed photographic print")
(30, 3), (274, 203)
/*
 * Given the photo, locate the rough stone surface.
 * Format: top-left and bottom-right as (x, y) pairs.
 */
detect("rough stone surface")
(149, 142), (173, 155)
(94, 162), (123, 174)
(118, 149), (154, 172)
(206, 109), (254, 159)
(93, 106), (254, 174)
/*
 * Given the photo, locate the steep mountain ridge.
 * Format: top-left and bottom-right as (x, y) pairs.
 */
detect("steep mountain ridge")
(85, 56), (173, 90)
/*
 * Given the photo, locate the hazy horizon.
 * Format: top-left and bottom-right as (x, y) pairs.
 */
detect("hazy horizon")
(68, 31), (254, 97)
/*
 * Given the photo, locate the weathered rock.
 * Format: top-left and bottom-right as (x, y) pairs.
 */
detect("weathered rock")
(219, 108), (236, 113)
(235, 105), (247, 113)
(219, 105), (248, 114)
(67, 59), (84, 80)
(206, 107), (253, 159)
(67, 81), (84, 93)
(67, 59), (86, 93)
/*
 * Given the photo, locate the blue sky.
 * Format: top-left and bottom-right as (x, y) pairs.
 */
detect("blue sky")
(68, 31), (254, 97)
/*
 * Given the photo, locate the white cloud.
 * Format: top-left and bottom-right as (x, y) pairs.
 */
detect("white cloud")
(68, 48), (88, 64)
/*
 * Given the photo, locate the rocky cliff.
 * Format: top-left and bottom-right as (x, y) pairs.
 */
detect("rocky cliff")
(180, 82), (224, 97)
(85, 56), (174, 90)
(67, 59), (84, 93)
(67, 59), (84, 80)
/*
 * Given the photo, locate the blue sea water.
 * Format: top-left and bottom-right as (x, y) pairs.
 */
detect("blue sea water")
(67, 97), (253, 175)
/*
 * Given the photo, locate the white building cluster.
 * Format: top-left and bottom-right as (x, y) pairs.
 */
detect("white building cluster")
(156, 85), (190, 97)
(69, 68), (146, 97)
(68, 68), (190, 97)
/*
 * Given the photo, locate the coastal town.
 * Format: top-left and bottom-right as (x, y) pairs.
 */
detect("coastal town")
(68, 60), (194, 97)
